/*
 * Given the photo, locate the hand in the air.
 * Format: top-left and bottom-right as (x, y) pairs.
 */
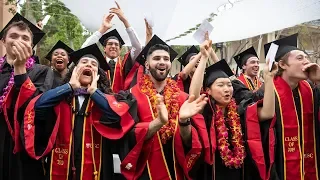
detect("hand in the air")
(263, 59), (278, 82)
(110, 1), (127, 22)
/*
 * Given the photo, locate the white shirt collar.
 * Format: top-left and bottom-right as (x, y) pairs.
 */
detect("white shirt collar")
(106, 57), (119, 63)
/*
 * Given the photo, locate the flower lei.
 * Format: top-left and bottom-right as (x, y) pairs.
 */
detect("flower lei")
(214, 99), (246, 169)
(139, 74), (180, 144)
(0, 56), (35, 112)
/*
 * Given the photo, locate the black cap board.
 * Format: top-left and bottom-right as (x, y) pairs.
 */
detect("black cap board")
(233, 46), (258, 69)
(264, 33), (299, 62)
(178, 45), (199, 67)
(69, 43), (110, 71)
(45, 41), (74, 65)
(99, 29), (125, 47)
(135, 34), (178, 66)
(204, 59), (234, 88)
(0, 13), (45, 47)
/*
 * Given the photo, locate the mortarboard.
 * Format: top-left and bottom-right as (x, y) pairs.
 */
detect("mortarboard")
(178, 45), (199, 67)
(233, 46), (258, 69)
(264, 33), (299, 62)
(45, 40), (74, 65)
(135, 35), (178, 66)
(69, 43), (110, 71)
(204, 59), (234, 88)
(0, 13), (45, 47)
(99, 29), (125, 47)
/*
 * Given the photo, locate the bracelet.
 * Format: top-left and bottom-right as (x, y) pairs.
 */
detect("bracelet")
(178, 118), (191, 126)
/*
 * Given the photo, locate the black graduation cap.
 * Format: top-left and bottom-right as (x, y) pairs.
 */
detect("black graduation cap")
(178, 46), (199, 67)
(135, 35), (178, 65)
(264, 33), (299, 62)
(233, 46), (258, 69)
(204, 59), (234, 88)
(45, 40), (74, 64)
(99, 29), (125, 47)
(0, 13), (45, 47)
(69, 43), (110, 71)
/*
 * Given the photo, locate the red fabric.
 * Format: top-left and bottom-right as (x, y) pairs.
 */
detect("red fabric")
(123, 62), (140, 90)
(238, 73), (262, 91)
(121, 85), (204, 180)
(272, 77), (318, 180)
(2, 77), (36, 154)
(175, 73), (185, 92)
(91, 94), (135, 139)
(112, 52), (131, 93)
(245, 100), (269, 180)
(24, 93), (135, 180)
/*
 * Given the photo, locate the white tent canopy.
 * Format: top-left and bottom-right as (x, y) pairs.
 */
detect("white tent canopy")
(61, 0), (320, 45)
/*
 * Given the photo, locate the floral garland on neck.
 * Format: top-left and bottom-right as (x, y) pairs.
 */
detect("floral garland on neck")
(0, 56), (35, 112)
(214, 99), (245, 169)
(139, 74), (180, 144)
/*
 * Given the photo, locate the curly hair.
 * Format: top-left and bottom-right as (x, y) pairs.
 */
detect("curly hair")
(63, 65), (113, 94)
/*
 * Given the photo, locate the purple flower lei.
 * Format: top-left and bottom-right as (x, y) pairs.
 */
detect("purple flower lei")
(0, 56), (35, 112)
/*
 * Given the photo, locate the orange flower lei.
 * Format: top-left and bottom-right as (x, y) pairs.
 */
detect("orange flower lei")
(139, 74), (180, 144)
(214, 99), (246, 169)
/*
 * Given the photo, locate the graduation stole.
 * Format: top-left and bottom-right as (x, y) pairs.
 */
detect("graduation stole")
(273, 77), (318, 180)
(238, 73), (262, 91)
(49, 98), (102, 180)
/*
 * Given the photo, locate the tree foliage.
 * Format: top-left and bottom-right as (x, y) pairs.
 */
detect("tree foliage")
(17, 0), (90, 65)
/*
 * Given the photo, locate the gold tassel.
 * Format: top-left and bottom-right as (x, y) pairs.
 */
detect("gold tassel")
(94, 171), (98, 180)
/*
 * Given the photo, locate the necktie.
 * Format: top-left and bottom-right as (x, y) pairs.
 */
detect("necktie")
(74, 88), (89, 96)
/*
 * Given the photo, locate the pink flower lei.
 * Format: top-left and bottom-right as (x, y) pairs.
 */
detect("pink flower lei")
(0, 56), (35, 112)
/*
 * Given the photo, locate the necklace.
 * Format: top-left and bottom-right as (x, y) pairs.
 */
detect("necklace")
(0, 56), (35, 112)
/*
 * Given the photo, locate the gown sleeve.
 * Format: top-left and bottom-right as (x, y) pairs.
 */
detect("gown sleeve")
(22, 83), (71, 160)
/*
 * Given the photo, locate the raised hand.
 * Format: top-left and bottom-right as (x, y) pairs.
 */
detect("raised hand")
(145, 18), (153, 44)
(87, 70), (100, 94)
(99, 14), (114, 33)
(110, 1), (127, 23)
(302, 63), (320, 83)
(200, 40), (211, 58)
(12, 40), (32, 68)
(179, 94), (208, 122)
(156, 94), (168, 125)
(263, 59), (278, 82)
(69, 66), (83, 90)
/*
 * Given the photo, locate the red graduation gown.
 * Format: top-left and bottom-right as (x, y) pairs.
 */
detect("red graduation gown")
(108, 52), (131, 93)
(120, 84), (207, 180)
(23, 93), (136, 180)
(172, 73), (192, 94)
(238, 73), (262, 92)
(259, 77), (320, 180)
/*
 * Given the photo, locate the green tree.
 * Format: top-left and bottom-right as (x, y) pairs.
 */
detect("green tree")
(17, 0), (90, 65)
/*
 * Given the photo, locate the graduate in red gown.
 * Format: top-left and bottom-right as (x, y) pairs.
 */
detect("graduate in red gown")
(262, 34), (320, 180)
(120, 35), (209, 180)
(81, 2), (142, 93)
(173, 46), (201, 93)
(0, 13), (53, 180)
(190, 40), (278, 180)
(234, 46), (263, 91)
(22, 44), (137, 180)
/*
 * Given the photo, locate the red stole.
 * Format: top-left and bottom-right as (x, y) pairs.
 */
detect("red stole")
(109, 53), (129, 93)
(121, 84), (203, 180)
(24, 94), (135, 180)
(273, 77), (318, 180)
(238, 73), (262, 91)
(3, 77), (36, 153)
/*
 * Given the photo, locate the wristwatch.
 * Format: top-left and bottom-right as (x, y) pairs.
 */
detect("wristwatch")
(179, 118), (191, 126)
